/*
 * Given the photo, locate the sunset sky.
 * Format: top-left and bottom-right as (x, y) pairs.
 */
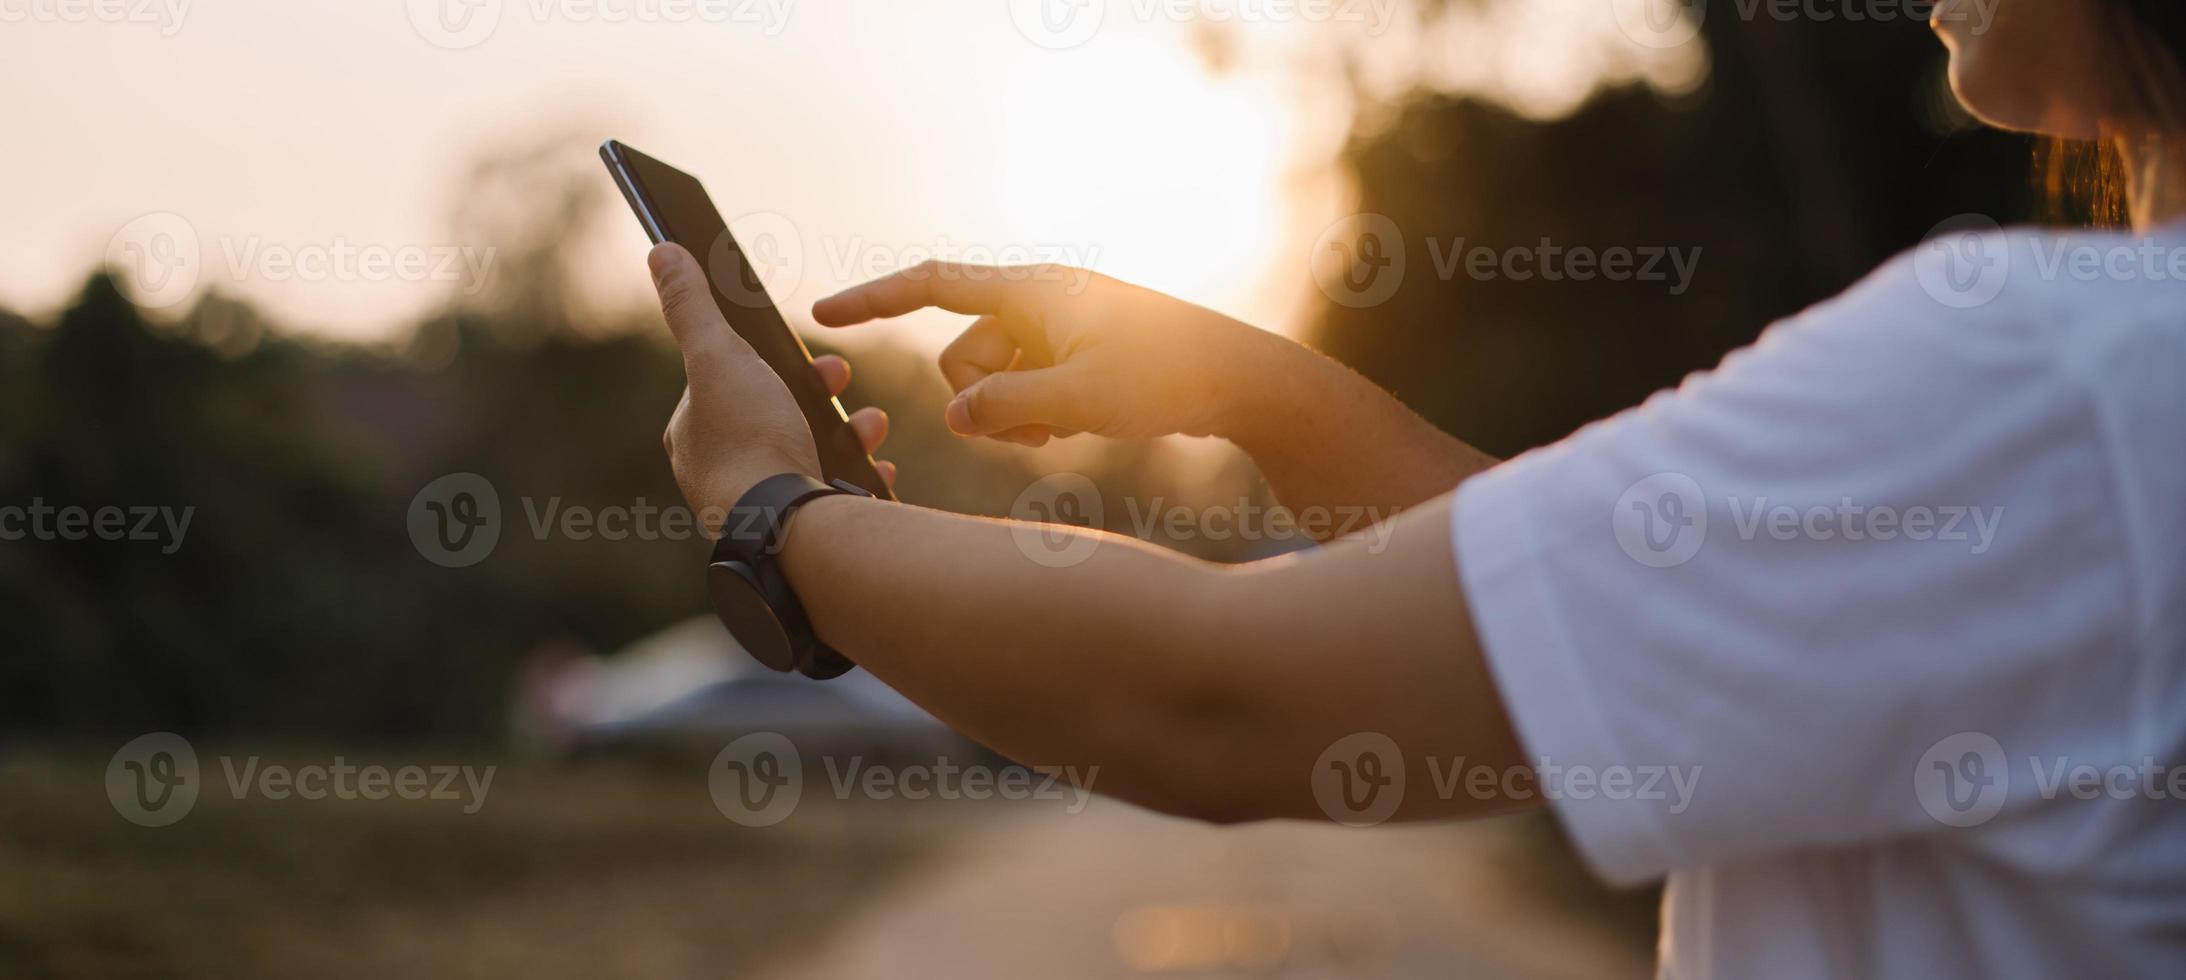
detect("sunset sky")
(1, 0), (1699, 344)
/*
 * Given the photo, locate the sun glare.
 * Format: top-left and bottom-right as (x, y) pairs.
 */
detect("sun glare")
(1, 1), (1692, 346)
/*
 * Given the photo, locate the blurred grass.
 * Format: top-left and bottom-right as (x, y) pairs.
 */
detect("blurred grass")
(0, 749), (947, 980)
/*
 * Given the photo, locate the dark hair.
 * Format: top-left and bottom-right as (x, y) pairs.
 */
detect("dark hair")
(2044, 1), (2186, 225)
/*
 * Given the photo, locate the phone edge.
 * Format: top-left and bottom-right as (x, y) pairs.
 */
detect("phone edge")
(597, 139), (897, 502)
(600, 140), (669, 245)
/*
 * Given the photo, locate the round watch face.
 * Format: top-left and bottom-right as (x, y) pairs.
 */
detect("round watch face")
(708, 560), (796, 672)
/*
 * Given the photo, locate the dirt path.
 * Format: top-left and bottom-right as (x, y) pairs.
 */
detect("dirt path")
(758, 800), (1651, 979)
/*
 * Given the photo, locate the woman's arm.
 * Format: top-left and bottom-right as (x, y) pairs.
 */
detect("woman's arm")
(1223, 334), (1504, 517)
(812, 262), (1500, 523)
(652, 244), (1529, 823)
(779, 490), (1528, 824)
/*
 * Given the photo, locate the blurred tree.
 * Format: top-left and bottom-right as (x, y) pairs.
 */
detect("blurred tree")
(1301, 9), (2035, 455)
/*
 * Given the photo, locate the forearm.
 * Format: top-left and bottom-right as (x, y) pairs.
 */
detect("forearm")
(777, 495), (1246, 817)
(1223, 331), (1500, 523)
(774, 493), (1527, 824)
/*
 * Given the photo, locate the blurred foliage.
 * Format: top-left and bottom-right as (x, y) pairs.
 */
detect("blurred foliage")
(0, 276), (670, 740)
(1313, 12), (2038, 455)
(0, 266), (1248, 741)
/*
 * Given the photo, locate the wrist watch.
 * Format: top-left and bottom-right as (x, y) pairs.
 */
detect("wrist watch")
(708, 473), (872, 680)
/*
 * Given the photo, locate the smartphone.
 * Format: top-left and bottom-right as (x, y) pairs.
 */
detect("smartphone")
(601, 139), (894, 500)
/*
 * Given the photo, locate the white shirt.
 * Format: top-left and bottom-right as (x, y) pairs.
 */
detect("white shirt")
(1455, 220), (2186, 979)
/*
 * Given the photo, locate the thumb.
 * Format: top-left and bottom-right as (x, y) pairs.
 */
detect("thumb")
(649, 243), (748, 381)
(948, 366), (1085, 437)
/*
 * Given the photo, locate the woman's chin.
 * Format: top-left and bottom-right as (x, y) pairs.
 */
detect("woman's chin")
(1946, 63), (2079, 137)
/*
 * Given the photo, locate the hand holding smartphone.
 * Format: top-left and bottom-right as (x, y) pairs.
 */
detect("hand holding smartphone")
(601, 140), (895, 500)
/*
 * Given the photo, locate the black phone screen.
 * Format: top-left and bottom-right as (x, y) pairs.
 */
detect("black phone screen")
(601, 140), (893, 500)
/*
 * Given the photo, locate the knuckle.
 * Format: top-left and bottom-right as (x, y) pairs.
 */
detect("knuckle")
(967, 383), (1008, 428)
(937, 340), (968, 370)
(959, 388), (988, 430)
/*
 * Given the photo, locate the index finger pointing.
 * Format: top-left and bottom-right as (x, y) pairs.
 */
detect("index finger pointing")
(812, 261), (1045, 326)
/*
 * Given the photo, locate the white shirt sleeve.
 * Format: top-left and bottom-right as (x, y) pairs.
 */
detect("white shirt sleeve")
(1455, 249), (2146, 885)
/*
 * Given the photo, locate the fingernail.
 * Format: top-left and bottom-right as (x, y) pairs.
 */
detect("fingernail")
(945, 396), (975, 436)
(647, 245), (682, 287)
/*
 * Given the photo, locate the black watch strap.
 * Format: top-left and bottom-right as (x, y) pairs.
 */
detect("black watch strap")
(714, 474), (856, 563)
(709, 473), (872, 679)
